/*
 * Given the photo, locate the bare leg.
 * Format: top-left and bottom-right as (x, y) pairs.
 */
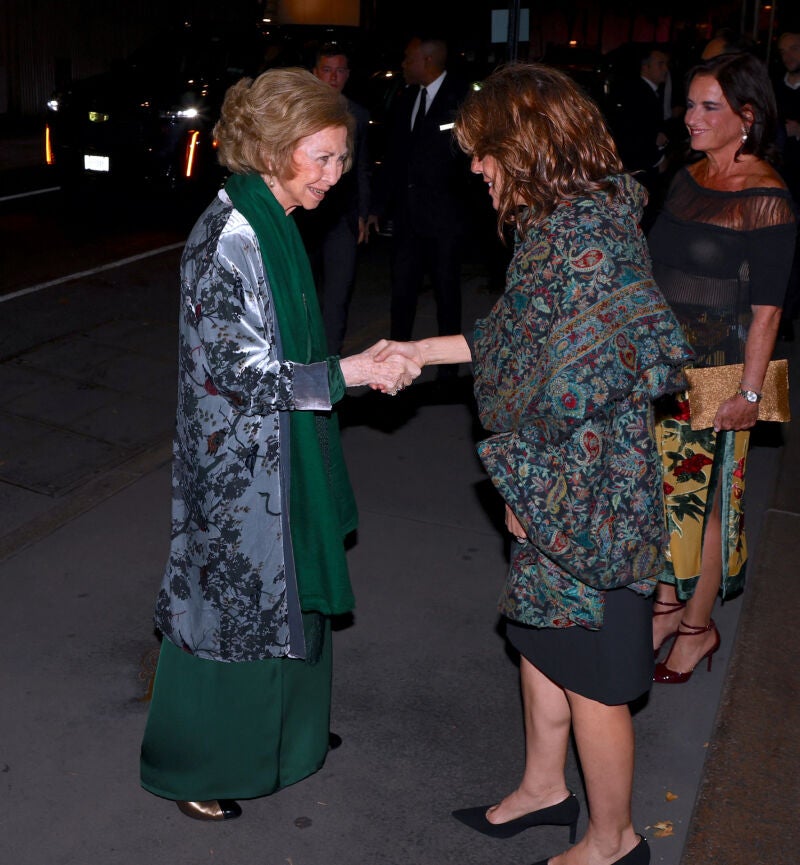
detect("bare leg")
(651, 582), (684, 652)
(549, 692), (639, 865)
(661, 493), (722, 672)
(486, 656), (572, 824)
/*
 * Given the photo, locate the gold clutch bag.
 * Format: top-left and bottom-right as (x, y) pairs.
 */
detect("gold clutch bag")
(684, 359), (791, 430)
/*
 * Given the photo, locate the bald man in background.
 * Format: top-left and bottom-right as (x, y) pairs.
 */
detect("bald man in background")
(368, 35), (471, 371)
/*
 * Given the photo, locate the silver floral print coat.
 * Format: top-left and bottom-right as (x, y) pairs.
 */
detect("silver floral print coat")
(154, 190), (333, 663)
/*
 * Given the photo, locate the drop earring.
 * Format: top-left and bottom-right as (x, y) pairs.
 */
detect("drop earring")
(741, 127), (749, 143)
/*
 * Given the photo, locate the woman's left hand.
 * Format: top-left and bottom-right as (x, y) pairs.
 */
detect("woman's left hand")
(713, 395), (759, 432)
(505, 504), (527, 543)
(712, 304), (782, 432)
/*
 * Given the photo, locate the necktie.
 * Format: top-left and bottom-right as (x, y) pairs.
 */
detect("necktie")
(413, 87), (427, 133)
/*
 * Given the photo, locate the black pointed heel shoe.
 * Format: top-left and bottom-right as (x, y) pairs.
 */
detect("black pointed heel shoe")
(176, 799), (242, 821)
(530, 834), (650, 865)
(452, 792), (579, 841)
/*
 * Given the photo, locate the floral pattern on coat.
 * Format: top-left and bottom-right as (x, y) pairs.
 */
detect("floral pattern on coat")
(154, 191), (332, 662)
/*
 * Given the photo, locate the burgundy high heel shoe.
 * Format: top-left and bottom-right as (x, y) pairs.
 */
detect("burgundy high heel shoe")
(652, 599), (686, 656)
(653, 620), (720, 684)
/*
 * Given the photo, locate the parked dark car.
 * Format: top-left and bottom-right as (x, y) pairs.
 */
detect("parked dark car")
(44, 20), (396, 205)
(44, 21), (273, 199)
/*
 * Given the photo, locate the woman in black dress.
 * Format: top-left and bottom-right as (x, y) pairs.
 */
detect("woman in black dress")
(648, 52), (796, 683)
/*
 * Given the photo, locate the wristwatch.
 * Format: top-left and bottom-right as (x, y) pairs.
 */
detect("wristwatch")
(738, 387), (762, 404)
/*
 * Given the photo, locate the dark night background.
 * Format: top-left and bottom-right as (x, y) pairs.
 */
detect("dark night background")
(1, 0), (799, 123)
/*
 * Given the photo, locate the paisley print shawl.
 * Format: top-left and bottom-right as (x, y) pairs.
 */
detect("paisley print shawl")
(474, 174), (694, 629)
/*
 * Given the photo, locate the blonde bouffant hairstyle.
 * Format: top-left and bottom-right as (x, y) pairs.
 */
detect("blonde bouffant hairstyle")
(454, 62), (623, 237)
(214, 67), (354, 178)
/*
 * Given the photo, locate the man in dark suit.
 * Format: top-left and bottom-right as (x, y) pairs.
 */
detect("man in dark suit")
(368, 35), (471, 349)
(776, 31), (800, 204)
(611, 44), (671, 230)
(775, 30), (800, 340)
(295, 43), (371, 355)
(613, 45), (670, 184)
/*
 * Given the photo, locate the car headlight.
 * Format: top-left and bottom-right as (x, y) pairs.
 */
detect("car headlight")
(159, 106), (200, 120)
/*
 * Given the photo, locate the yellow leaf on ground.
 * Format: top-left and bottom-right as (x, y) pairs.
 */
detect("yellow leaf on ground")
(652, 820), (674, 838)
(665, 791), (679, 801)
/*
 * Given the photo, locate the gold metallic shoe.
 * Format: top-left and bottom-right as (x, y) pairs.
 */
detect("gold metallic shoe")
(176, 799), (242, 821)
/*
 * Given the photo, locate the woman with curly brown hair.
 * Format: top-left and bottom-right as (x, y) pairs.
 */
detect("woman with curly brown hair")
(375, 63), (693, 865)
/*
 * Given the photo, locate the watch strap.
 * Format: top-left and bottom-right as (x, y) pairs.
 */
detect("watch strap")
(738, 387), (762, 403)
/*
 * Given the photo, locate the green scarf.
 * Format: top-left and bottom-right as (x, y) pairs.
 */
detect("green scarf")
(225, 172), (356, 615)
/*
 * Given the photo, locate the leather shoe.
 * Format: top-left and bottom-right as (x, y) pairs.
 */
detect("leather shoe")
(531, 834), (649, 865)
(176, 799), (242, 821)
(452, 792), (579, 841)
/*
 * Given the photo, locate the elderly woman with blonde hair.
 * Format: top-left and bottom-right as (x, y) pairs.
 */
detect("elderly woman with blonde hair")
(139, 68), (418, 821)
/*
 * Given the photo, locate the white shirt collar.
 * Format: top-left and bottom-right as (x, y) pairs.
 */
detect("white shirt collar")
(641, 75), (659, 94)
(412, 71), (447, 129)
(784, 71), (800, 91)
(423, 70), (447, 105)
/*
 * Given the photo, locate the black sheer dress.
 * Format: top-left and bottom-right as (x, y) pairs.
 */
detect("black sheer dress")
(647, 168), (795, 366)
(647, 166), (796, 600)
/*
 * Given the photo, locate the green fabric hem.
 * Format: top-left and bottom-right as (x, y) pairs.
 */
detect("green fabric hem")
(140, 753), (328, 802)
(140, 625), (332, 801)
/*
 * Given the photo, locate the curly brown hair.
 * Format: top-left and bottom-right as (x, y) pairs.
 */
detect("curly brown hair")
(454, 63), (623, 236)
(214, 67), (354, 178)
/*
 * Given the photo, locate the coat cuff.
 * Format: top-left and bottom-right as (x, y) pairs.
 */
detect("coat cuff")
(292, 361), (333, 410)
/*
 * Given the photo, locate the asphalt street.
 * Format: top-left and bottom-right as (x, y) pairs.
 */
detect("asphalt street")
(1, 134), (798, 865)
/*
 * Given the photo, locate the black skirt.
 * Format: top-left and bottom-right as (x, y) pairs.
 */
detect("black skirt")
(505, 588), (654, 705)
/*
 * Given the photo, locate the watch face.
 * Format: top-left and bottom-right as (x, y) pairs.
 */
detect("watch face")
(742, 390), (758, 403)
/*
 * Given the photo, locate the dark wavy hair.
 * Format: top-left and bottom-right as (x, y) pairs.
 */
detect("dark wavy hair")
(686, 52), (778, 163)
(453, 62), (622, 236)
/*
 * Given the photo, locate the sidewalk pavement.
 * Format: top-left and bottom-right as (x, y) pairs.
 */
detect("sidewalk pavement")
(1, 136), (799, 864)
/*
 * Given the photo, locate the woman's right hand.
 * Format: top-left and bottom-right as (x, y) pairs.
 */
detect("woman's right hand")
(370, 339), (426, 369)
(372, 335), (472, 368)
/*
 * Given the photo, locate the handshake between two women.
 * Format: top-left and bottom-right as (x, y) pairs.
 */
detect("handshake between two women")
(338, 335), (472, 396)
(338, 339), (419, 396)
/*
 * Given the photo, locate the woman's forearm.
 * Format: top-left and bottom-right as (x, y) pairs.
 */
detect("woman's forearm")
(412, 335), (473, 366)
(741, 305), (782, 393)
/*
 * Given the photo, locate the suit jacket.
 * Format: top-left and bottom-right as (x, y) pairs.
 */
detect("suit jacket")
(374, 72), (471, 238)
(612, 77), (666, 177)
(775, 79), (800, 202)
